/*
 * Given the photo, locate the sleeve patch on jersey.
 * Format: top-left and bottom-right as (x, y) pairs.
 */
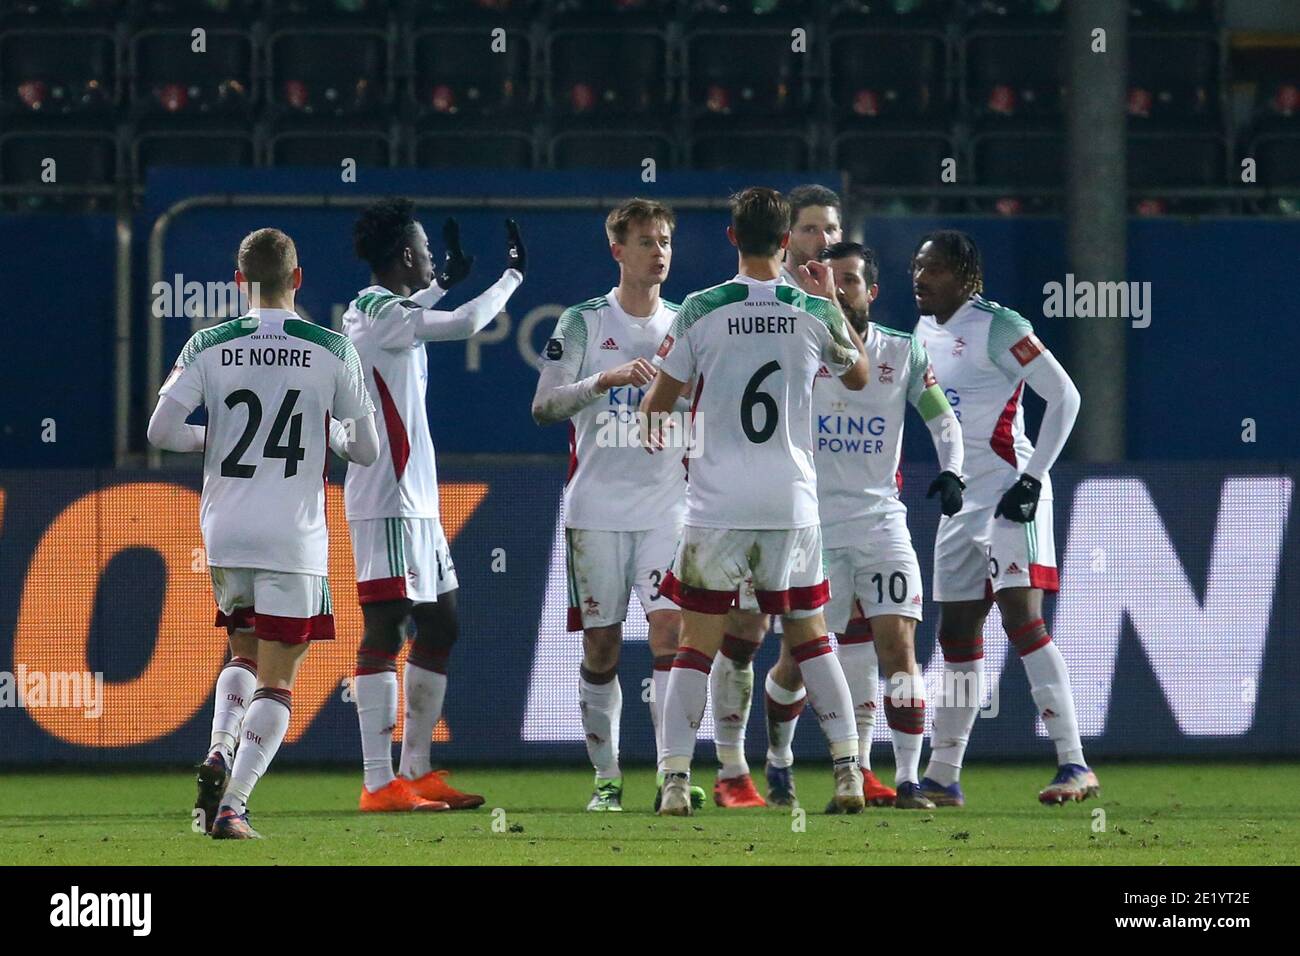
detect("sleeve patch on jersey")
(545, 337), (564, 361)
(1010, 334), (1044, 366)
(398, 299), (421, 310)
(656, 334), (674, 358)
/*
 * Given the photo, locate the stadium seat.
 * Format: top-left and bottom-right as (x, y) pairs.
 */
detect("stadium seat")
(268, 121), (394, 167)
(0, 28), (117, 116)
(1128, 132), (1224, 188)
(267, 27), (390, 115)
(0, 126), (118, 185)
(690, 125), (810, 171)
(826, 27), (949, 124)
(548, 28), (670, 115)
(549, 120), (675, 169)
(963, 28), (1064, 122)
(971, 129), (1063, 213)
(1128, 30), (1220, 126)
(130, 28), (254, 117)
(413, 119), (536, 168)
(410, 25), (531, 117)
(131, 123), (256, 182)
(683, 25), (809, 116)
(832, 129), (952, 186)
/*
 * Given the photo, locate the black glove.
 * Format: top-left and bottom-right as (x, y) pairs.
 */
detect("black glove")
(995, 473), (1042, 523)
(926, 470), (965, 517)
(505, 218), (526, 276)
(435, 217), (474, 290)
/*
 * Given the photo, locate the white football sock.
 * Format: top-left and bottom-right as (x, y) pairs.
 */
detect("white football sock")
(354, 671), (398, 792)
(399, 661), (447, 780)
(764, 671), (806, 769)
(660, 649), (711, 775)
(884, 669), (926, 786)
(710, 649), (754, 779)
(1021, 640), (1085, 767)
(836, 640), (878, 770)
(221, 688), (291, 815)
(650, 660), (671, 766)
(926, 657), (984, 786)
(579, 671), (623, 780)
(793, 637), (858, 761)
(210, 657), (256, 761)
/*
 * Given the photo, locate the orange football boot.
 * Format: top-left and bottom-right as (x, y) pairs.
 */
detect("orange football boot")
(863, 769), (897, 807)
(359, 776), (449, 812)
(406, 769), (485, 810)
(713, 774), (768, 808)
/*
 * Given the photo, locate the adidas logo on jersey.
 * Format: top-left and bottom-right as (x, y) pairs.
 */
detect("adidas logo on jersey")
(816, 364), (831, 379)
(600, 338), (620, 350)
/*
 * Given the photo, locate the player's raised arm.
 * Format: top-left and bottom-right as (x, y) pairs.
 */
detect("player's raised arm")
(405, 220), (525, 343)
(800, 260), (869, 390)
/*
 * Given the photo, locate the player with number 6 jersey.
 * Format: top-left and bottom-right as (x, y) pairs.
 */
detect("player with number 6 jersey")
(642, 187), (873, 816)
(149, 227), (380, 839)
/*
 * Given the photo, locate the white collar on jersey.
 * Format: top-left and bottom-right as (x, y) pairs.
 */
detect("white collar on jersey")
(606, 286), (661, 324)
(242, 307), (299, 321)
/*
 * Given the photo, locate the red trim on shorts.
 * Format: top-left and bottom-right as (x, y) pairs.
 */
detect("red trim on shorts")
(672, 647), (713, 674)
(791, 635), (833, 663)
(215, 606), (254, 631)
(373, 368), (410, 484)
(357, 576), (407, 604)
(660, 571), (736, 614)
(255, 612), (335, 644)
(1029, 563), (1059, 592)
(755, 579), (830, 615)
(566, 606), (583, 632)
(989, 381), (1023, 468)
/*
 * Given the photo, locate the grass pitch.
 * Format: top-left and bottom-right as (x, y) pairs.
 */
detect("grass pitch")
(2, 762), (1295, 866)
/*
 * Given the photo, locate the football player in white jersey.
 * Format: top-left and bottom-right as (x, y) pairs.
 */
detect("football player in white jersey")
(532, 198), (702, 813)
(910, 230), (1099, 807)
(149, 228), (380, 839)
(711, 184), (846, 809)
(333, 199), (524, 813)
(642, 187), (872, 816)
(715, 241), (968, 812)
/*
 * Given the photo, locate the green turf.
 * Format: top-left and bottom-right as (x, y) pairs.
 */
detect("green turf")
(1, 762), (1295, 865)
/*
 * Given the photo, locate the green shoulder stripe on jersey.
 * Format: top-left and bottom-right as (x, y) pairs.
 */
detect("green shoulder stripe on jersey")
(978, 296), (1036, 362)
(662, 298), (681, 312)
(179, 317), (258, 367)
(284, 318), (365, 381)
(555, 300), (603, 354)
(775, 285), (845, 335)
(670, 282), (748, 337)
(356, 291), (402, 320)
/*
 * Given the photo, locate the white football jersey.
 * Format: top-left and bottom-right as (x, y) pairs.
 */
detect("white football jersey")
(656, 274), (859, 530)
(159, 309), (374, 575)
(340, 286), (442, 522)
(915, 295), (1049, 502)
(543, 288), (686, 531)
(814, 324), (941, 546)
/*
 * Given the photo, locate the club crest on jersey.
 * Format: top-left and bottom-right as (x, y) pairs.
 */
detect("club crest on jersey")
(1010, 333), (1045, 366)
(952, 337), (966, 357)
(656, 334), (674, 358)
(877, 362), (894, 383)
(545, 337), (564, 361)
(600, 338), (620, 351)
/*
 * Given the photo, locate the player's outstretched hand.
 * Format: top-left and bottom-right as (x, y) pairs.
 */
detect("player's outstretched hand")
(505, 219), (527, 276)
(994, 473), (1042, 523)
(598, 358), (656, 391)
(927, 470), (966, 517)
(797, 259), (836, 300)
(436, 217), (474, 290)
